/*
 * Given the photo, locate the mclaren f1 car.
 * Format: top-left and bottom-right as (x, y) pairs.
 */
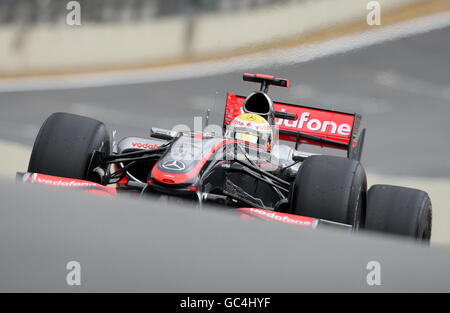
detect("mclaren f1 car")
(19, 73), (432, 242)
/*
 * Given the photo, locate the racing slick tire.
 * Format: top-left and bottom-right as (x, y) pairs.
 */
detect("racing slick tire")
(365, 185), (432, 242)
(28, 112), (110, 182)
(290, 155), (367, 228)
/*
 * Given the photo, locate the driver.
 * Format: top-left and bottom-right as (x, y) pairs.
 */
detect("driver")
(225, 113), (273, 152)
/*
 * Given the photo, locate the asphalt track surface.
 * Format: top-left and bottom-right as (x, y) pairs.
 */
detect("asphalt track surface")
(0, 180), (449, 292)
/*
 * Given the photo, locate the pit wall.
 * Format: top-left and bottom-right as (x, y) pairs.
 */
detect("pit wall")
(0, 0), (422, 76)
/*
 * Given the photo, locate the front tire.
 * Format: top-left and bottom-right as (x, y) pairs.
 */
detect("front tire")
(28, 112), (110, 182)
(365, 185), (432, 242)
(290, 155), (367, 228)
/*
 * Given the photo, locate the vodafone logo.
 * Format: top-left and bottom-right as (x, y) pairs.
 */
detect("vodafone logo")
(275, 109), (353, 137)
(28, 173), (117, 196)
(36, 177), (97, 188)
(132, 142), (159, 150)
(246, 208), (315, 226)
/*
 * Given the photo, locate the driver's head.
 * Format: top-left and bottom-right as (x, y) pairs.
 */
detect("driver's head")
(225, 113), (273, 152)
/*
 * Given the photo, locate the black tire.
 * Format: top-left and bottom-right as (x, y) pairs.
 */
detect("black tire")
(28, 112), (110, 182)
(290, 155), (367, 228)
(365, 185), (432, 242)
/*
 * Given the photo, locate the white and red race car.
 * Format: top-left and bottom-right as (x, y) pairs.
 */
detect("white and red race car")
(18, 73), (432, 242)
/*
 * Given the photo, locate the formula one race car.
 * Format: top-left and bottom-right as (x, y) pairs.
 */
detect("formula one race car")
(19, 73), (432, 242)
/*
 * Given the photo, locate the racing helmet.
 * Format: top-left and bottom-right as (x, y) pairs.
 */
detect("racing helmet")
(225, 113), (273, 152)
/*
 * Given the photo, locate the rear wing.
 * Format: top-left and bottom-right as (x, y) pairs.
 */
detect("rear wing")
(223, 93), (364, 159)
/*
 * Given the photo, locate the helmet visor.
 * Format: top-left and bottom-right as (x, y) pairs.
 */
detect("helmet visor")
(234, 132), (259, 144)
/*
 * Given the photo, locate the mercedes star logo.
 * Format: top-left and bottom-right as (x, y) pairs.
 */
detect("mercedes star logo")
(162, 160), (186, 171)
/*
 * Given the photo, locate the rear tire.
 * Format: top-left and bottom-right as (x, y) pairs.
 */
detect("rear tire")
(365, 185), (432, 242)
(290, 155), (367, 228)
(28, 112), (110, 182)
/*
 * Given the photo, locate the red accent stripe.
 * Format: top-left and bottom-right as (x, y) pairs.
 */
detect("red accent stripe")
(243, 73), (290, 88)
(255, 73), (275, 80)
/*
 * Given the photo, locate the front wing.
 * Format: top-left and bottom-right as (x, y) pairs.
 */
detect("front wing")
(18, 172), (351, 231)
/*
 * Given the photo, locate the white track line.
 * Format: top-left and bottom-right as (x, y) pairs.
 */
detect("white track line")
(0, 140), (31, 180)
(1, 10), (450, 92)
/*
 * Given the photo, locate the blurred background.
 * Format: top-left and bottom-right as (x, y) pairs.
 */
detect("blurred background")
(0, 0), (292, 23)
(0, 0), (449, 246)
(0, 0), (421, 75)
